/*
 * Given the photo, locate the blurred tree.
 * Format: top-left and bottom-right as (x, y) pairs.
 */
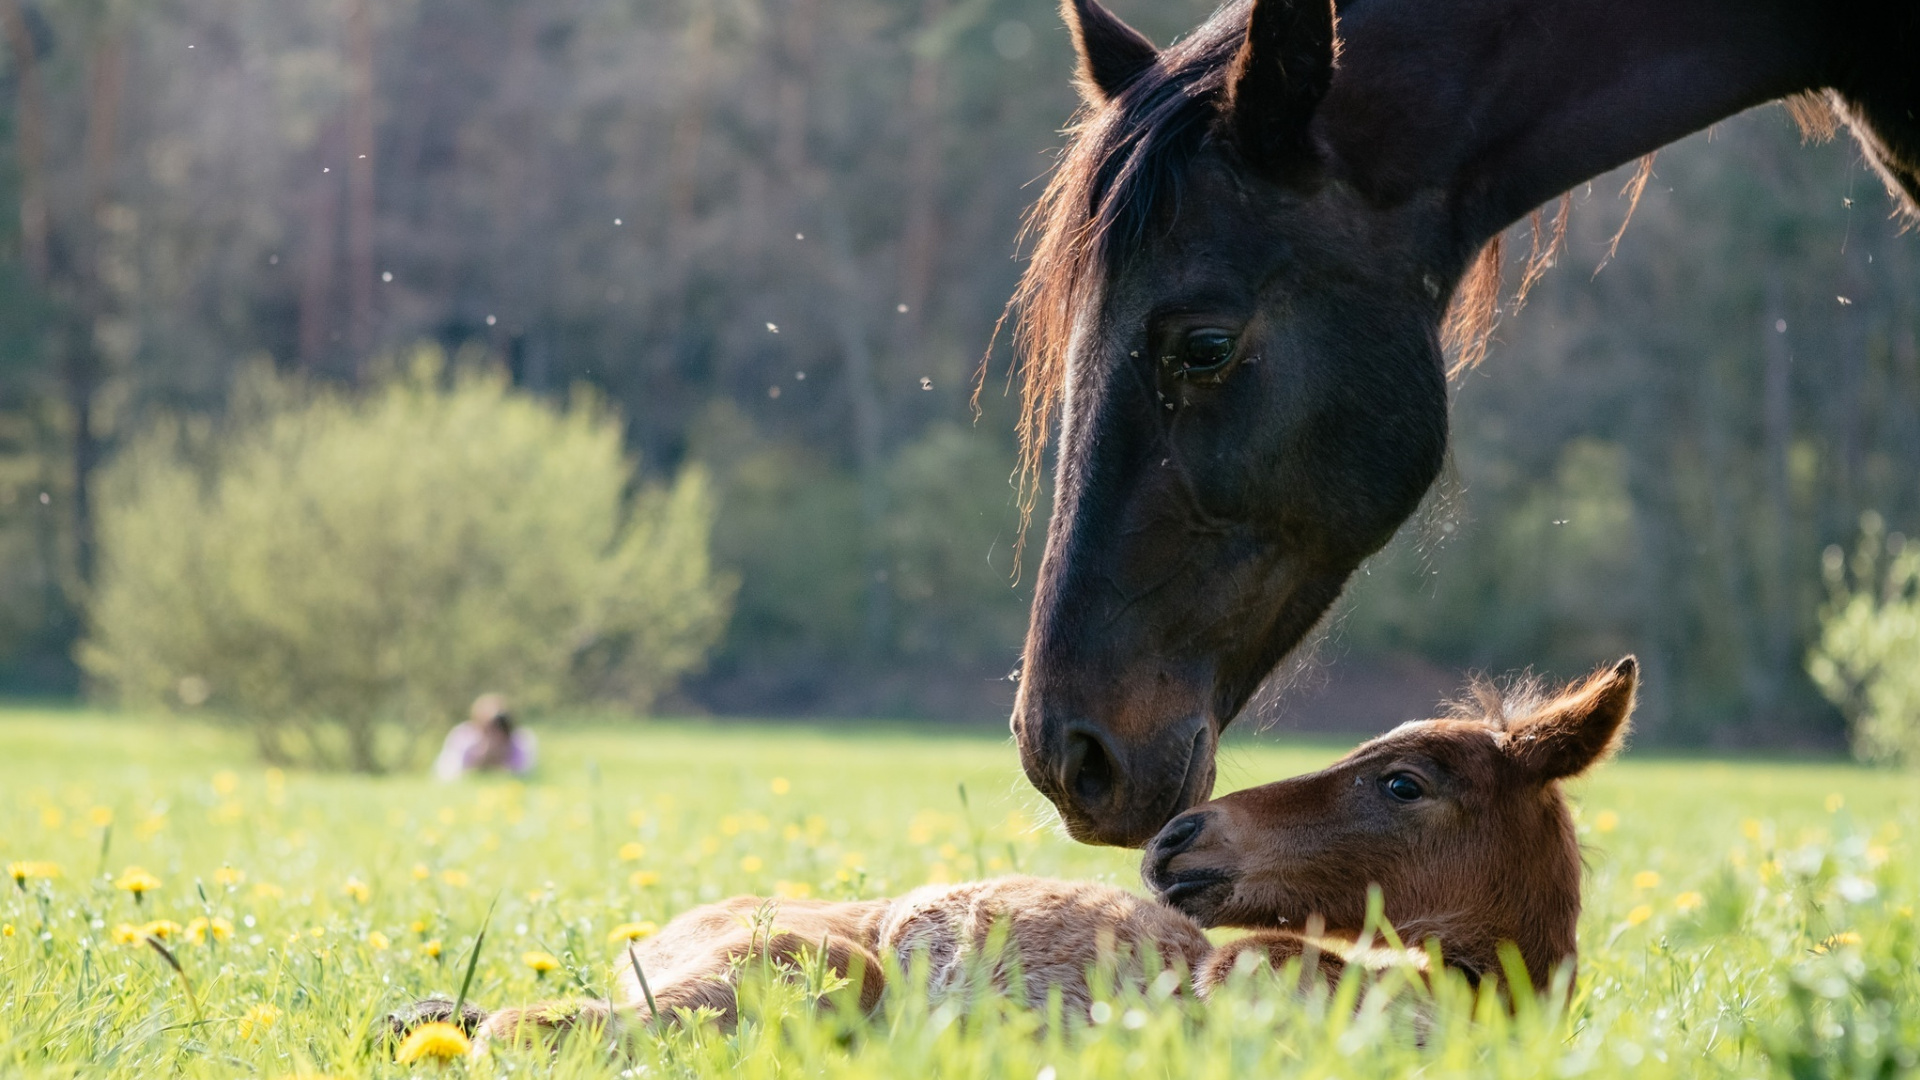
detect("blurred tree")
(80, 347), (733, 771)
(1808, 513), (1920, 766)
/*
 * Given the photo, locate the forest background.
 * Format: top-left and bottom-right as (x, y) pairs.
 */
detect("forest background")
(1, 0), (1915, 748)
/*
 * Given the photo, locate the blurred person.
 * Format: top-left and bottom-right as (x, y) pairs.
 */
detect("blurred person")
(433, 694), (536, 780)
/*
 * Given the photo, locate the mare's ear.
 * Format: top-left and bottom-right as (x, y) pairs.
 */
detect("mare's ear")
(1226, 0), (1337, 174)
(1507, 657), (1637, 781)
(1062, 0), (1157, 104)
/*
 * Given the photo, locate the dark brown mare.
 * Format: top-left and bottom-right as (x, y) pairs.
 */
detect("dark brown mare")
(1007, 0), (1920, 845)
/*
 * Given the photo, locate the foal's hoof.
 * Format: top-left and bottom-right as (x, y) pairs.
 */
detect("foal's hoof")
(385, 996), (489, 1040)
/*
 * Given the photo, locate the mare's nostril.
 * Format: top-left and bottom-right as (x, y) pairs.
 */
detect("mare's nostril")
(1061, 725), (1117, 808)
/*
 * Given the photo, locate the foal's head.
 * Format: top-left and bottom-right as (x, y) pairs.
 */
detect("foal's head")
(1144, 658), (1637, 988)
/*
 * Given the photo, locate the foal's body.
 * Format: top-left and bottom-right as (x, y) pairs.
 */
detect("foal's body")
(408, 659), (1639, 1051)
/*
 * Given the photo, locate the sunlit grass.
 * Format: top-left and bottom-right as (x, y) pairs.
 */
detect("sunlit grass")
(2, 708), (1915, 1077)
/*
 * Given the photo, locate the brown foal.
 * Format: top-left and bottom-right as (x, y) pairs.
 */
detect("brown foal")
(396, 657), (1635, 1050)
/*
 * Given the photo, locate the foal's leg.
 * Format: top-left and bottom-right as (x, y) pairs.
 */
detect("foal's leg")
(1195, 931), (1352, 995)
(476, 929), (887, 1050)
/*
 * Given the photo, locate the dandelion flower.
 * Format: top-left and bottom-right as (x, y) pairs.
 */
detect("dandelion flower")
(440, 870), (470, 889)
(368, 931), (391, 951)
(629, 871), (659, 889)
(2, 923), (14, 937)
(1592, 810), (1618, 833)
(618, 842), (646, 861)
(523, 950), (559, 976)
(213, 866), (246, 887)
(111, 923), (144, 944)
(412, 863), (431, 881)
(253, 882), (285, 900)
(420, 938), (443, 958)
(1626, 904), (1653, 926)
(607, 921), (658, 943)
(187, 916), (233, 944)
(1814, 931), (1863, 953)
(7, 861), (60, 889)
(1824, 793), (1845, 813)
(1673, 891), (1705, 914)
(342, 877), (371, 903)
(240, 1002), (281, 1040)
(740, 855), (763, 873)
(1741, 818), (1763, 840)
(140, 919), (184, 941)
(410, 919), (428, 935)
(1632, 870), (1661, 890)
(774, 880), (812, 899)
(395, 1021), (470, 1064)
(115, 866), (163, 902)
(212, 770), (239, 796)
(769, 777), (791, 795)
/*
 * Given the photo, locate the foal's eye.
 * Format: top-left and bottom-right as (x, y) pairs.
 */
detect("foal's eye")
(1383, 773), (1425, 802)
(1169, 329), (1237, 377)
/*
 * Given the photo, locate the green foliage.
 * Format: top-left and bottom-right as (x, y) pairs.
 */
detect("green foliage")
(0, 712), (1917, 1078)
(1808, 513), (1920, 766)
(79, 349), (733, 770)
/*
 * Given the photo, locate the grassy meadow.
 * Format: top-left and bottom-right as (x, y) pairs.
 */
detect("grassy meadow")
(1, 707), (1916, 1078)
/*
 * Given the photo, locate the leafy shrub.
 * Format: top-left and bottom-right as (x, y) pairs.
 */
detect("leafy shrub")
(80, 348), (733, 771)
(1807, 512), (1920, 765)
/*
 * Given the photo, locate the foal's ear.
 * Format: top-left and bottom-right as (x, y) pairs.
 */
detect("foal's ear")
(1061, 0), (1157, 104)
(1226, 0), (1337, 175)
(1507, 657), (1637, 781)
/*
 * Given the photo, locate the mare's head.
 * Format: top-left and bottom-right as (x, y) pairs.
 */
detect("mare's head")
(1143, 658), (1637, 988)
(1011, 0), (1465, 845)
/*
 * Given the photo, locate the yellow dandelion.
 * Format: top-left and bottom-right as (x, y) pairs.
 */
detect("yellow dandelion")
(111, 923), (144, 945)
(87, 806), (114, 828)
(368, 931), (391, 951)
(212, 770), (239, 796)
(739, 855), (764, 874)
(395, 1021), (470, 1064)
(618, 841), (647, 861)
(629, 870), (659, 889)
(1592, 810), (1619, 833)
(410, 919), (428, 935)
(187, 916), (233, 944)
(607, 921), (658, 943)
(1824, 793), (1845, 813)
(1625, 904), (1653, 926)
(1742, 818), (1763, 840)
(213, 866), (246, 887)
(3, 923), (14, 937)
(774, 880), (812, 899)
(1814, 931), (1863, 953)
(1673, 891), (1705, 914)
(253, 882), (285, 900)
(412, 863), (431, 881)
(1632, 870), (1662, 890)
(239, 1002), (281, 1040)
(140, 919), (184, 941)
(420, 938), (443, 958)
(769, 777), (791, 795)
(7, 861), (60, 889)
(439, 870), (470, 888)
(342, 877), (371, 903)
(114, 866), (163, 902)
(523, 950), (560, 975)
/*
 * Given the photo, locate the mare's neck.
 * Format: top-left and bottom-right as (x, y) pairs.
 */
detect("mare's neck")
(1320, 0), (1840, 254)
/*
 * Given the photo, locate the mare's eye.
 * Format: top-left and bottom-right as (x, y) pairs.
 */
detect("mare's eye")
(1383, 773), (1425, 803)
(1171, 329), (1237, 377)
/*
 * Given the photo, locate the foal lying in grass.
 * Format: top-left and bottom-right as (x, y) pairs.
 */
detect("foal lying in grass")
(397, 657), (1636, 1049)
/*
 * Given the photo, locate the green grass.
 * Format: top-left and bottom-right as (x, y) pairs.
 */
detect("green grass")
(2, 707), (1916, 1078)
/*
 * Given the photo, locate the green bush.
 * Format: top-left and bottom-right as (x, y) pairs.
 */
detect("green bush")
(1807, 512), (1920, 765)
(80, 348), (733, 771)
